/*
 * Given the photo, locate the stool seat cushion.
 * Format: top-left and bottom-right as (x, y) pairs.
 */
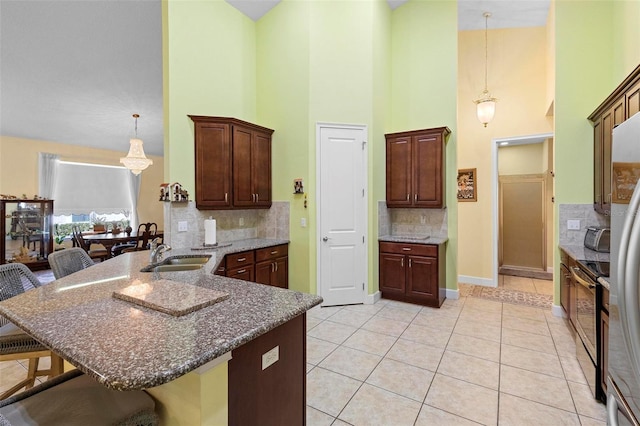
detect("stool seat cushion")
(0, 323), (47, 355)
(0, 371), (157, 426)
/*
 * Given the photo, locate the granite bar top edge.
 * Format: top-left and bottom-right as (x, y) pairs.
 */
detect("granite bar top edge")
(378, 235), (448, 245)
(559, 244), (610, 262)
(0, 237), (321, 391)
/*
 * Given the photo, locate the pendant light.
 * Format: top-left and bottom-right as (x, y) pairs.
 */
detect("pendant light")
(120, 114), (153, 175)
(474, 12), (497, 127)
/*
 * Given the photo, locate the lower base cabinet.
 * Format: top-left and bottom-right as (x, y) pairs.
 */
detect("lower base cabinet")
(216, 244), (288, 289)
(379, 241), (445, 308)
(229, 313), (305, 425)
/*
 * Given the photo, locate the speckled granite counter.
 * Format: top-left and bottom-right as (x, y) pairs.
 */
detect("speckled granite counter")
(378, 235), (448, 245)
(0, 238), (321, 391)
(559, 244), (610, 263)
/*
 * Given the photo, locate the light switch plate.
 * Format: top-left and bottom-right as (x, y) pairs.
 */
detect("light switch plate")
(262, 346), (279, 370)
(239, 217), (244, 226)
(301, 218), (307, 227)
(567, 219), (580, 230)
(178, 221), (188, 232)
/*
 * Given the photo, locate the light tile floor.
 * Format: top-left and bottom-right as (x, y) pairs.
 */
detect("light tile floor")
(499, 274), (554, 295)
(306, 296), (606, 426)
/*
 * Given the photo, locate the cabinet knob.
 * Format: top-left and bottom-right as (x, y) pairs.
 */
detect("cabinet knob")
(406, 194), (409, 201)
(322, 237), (329, 242)
(402, 247), (411, 251)
(414, 194), (417, 202)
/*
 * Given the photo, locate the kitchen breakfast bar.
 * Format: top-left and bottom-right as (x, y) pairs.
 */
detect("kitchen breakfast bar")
(0, 239), (322, 425)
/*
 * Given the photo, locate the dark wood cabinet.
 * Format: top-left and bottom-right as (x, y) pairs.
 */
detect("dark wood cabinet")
(385, 127), (450, 209)
(229, 313), (306, 425)
(589, 64), (640, 214)
(255, 244), (289, 288)
(190, 116), (273, 210)
(600, 287), (609, 398)
(378, 241), (445, 308)
(560, 263), (572, 320)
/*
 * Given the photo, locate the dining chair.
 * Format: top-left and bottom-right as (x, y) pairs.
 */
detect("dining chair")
(71, 226), (108, 261)
(0, 263), (63, 399)
(121, 223), (157, 253)
(47, 248), (94, 279)
(0, 369), (159, 425)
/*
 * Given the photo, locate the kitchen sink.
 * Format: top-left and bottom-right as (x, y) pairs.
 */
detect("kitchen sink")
(140, 255), (212, 272)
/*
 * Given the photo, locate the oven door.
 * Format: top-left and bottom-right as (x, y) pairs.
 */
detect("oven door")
(571, 266), (597, 358)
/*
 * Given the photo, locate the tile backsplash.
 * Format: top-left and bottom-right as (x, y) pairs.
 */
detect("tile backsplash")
(165, 201), (290, 248)
(559, 203), (610, 246)
(378, 201), (448, 238)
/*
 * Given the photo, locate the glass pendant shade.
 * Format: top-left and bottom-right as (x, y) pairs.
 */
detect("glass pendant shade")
(475, 90), (497, 128)
(120, 138), (153, 175)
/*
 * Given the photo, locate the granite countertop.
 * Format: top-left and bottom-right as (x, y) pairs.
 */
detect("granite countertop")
(559, 244), (610, 263)
(378, 235), (448, 245)
(0, 238), (321, 391)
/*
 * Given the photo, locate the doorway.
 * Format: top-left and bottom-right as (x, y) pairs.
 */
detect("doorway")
(316, 123), (367, 307)
(492, 133), (554, 285)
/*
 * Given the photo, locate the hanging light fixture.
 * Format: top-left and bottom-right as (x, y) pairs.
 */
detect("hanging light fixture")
(120, 114), (153, 175)
(474, 12), (497, 127)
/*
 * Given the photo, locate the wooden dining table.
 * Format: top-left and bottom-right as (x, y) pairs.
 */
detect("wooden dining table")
(82, 231), (163, 256)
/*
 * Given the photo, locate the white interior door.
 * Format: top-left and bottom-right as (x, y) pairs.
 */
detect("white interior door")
(317, 123), (367, 306)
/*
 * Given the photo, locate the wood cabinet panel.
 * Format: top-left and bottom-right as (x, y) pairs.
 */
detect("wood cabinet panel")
(253, 132), (272, 207)
(379, 253), (405, 294)
(256, 244), (288, 262)
(227, 266), (254, 282)
(194, 122), (231, 209)
(600, 304), (609, 397)
(385, 127), (450, 209)
(379, 242), (437, 257)
(232, 126), (254, 207)
(560, 263), (571, 318)
(226, 250), (255, 268)
(627, 80), (640, 118)
(406, 255), (438, 301)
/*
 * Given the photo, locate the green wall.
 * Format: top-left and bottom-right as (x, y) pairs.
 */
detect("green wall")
(612, 0), (640, 81)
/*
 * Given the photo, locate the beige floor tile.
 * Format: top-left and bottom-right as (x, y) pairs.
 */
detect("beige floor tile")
(339, 383), (422, 426)
(376, 306), (419, 323)
(502, 316), (551, 336)
(554, 336), (577, 357)
(453, 319), (501, 343)
(533, 279), (554, 295)
(307, 316), (323, 331)
(332, 420), (351, 426)
(307, 336), (339, 365)
(545, 310), (570, 324)
(361, 315), (409, 337)
(458, 309), (502, 327)
(501, 328), (556, 354)
(415, 404), (481, 425)
(500, 364), (575, 412)
(424, 374), (498, 425)
(446, 333), (501, 362)
(437, 350), (499, 390)
(386, 338), (444, 372)
(559, 356), (588, 384)
(308, 305), (343, 320)
(567, 381), (607, 421)
(366, 358), (434, 402)
(401, 323), (452, 348)
(548, 322), (574, 342)
(384, 300), (423, 313)
(463, 297), (503, 313)
(503, 279), (537, 293)
(327, 309), (374, 329)
(0, 361), (29, 396)
(578, 415), (607, 426)
(306, 367), (361, 417)
(342, 329), (398, 357)
(434, 302), (464, 317)
(319, 346), (381, 381)
(502, 303), (547, 322)
(500, 344), (564, 378)
(498, 392), (580, 426)
(307, 406), (335, 426)
(308, 321), (358, 345)
(412, 310), (459, 331)
(342, 303), (385, 315)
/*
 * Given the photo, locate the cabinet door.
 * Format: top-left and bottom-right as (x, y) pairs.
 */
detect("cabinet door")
(252, 131), (272, 207)
(273, 257), (288, 288)
(413, 133), (444, 208)
(627, 80), (640, 118)
(255, 260), (273, 286)
(406, 255), (438, 301)
(232, 126), (255, 207)
(560, 263), (571, 317)
(386, 136), (412, 207)
(379, 253), (405, 294)
(227, 266), (254, 282)
(195, 123), (231, 209)
(601, 309), (609, 396)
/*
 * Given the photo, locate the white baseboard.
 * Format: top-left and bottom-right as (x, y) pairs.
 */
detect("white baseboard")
(446, 288), (460, 300)
(551, 304), (566, 318)
(365, 291), (381, 305)
(547, 266), (554, 274)
(458, 275), (497, 288)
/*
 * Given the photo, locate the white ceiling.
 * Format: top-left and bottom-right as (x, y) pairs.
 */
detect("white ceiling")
(0, 0), (549, 158)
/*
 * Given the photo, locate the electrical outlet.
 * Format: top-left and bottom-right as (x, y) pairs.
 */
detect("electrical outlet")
(567, 219), (580, 230)
(262, 346), (279, 370)
(178, 221), (188, 232)
(301, 218), (307, 227)
(239, 217), (244, 226)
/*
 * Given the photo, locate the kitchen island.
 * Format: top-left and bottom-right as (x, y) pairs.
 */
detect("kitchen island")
(0, 239), (322, 425)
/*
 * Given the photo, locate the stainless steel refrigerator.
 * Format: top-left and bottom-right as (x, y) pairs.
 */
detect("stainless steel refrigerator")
(609, 112), (640, 425)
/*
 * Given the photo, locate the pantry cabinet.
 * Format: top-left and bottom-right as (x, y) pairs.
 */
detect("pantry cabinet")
(589, 64), (640, 215)
(378, 241), (445, 308)
(385, 127), (450, 209)
(190, 116), (273, 210)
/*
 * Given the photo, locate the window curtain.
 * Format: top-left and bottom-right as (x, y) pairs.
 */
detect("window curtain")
(38, 153), (59, 199)
(127, 172), (141, 228)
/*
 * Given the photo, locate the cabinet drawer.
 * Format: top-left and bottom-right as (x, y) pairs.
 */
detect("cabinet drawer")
(379, 242), (437, 257)
(256, 244), (288, 262)
(226, 250), (254, 268)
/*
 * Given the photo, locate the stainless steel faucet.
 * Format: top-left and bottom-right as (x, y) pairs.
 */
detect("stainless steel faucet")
(150, 238), (171, 263)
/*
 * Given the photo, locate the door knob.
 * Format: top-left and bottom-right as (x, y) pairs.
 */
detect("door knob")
(322, 237), (329, 242)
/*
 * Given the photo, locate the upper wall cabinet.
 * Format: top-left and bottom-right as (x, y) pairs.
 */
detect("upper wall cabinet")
(588, 64), (640, 215)
(385, 127), (450, 208)
(190, 116), (274, 210)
